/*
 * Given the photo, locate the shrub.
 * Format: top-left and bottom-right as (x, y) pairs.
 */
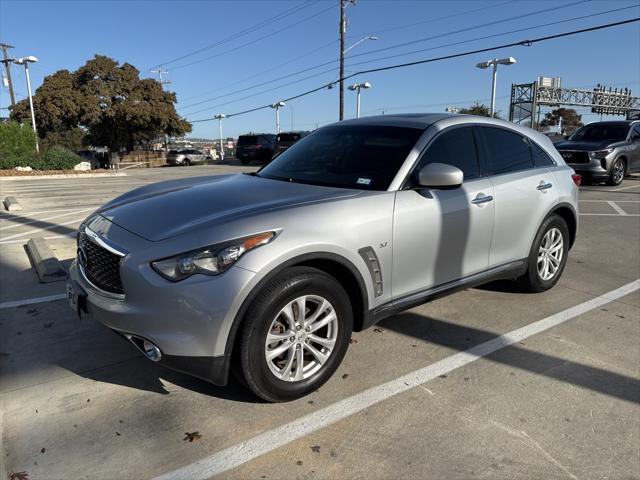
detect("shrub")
(41, 146), (83, 170)
(0, 121), (37, 169)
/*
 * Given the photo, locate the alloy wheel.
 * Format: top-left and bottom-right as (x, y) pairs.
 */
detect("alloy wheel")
(264, 295), (338, 382)
(613, 160), (625, 185)
(537, 227), (564, 281)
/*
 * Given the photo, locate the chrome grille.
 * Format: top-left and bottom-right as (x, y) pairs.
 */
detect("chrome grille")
(79, 233), (124, 295)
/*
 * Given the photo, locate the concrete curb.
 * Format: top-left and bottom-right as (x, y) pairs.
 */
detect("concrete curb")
(3, 196), (22, 211)
(26, 237), (68, 283)
(0, 172), (127, 181)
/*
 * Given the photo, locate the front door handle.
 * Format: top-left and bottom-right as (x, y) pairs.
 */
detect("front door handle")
(537, 181), (553, 191)
(471, 193), (494, 205)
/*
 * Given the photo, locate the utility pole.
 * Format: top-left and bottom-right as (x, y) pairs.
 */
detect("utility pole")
(151, 68), (171, 150)
(150, 68), (171, 87)
(339, 0), (345, 121)
(0, 43), (16, 106)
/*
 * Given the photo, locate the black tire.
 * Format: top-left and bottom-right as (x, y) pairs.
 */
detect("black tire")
(607, 158), (626, 186)
(239, 157), (250, 165)
(516, 214), (569, 293)
(237, 266), (353, 402)
(183, 158), (191, 166)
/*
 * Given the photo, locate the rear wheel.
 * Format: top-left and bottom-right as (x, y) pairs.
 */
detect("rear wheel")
(237, 267), (352, 402)
(516, 214), (569, 293)
(183, 158), (191, 166)
(239, 157), (250, 165)
(607, 158), (625, 186)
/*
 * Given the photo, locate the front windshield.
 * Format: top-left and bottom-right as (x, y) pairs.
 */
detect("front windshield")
(569, 124), (628, 142)
(258, 125), (423, 190)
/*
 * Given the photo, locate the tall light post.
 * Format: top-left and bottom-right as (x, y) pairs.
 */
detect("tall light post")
(214, 114), (225, 161)
(14, 56), (39, 154)
(475, 56), (516, 117)
(339, 33), (378, 121)
(348, 81), (371, 118)
(271, 101), (285, 134)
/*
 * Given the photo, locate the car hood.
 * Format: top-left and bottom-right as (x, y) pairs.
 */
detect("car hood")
(97, 173), (361, 241)
(555, 140), (614, 151)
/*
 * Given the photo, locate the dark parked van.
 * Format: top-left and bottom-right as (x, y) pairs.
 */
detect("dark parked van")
(273, 131), (310, 157)
(235, 134), (276, 164)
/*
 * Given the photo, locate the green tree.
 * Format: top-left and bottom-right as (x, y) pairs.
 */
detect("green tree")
(540, 108), (582, 134)
(10, 55), (191, 152)
(459, 102), (500, 118)
(0, 121), (37, 168)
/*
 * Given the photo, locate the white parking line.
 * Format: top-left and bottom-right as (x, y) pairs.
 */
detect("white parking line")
(579, 213), (640, 217)
(607, 201), (628, 215)
(0, 217), (84, 242)
(0, 207), (94, 231)
(0, 233), (76, 245)
(155, 280), (640, 480)
(610, 183), (640, 192)
(0, 293), (67, 310)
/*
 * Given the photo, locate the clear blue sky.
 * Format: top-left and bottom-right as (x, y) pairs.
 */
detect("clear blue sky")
(1, 0), (639, 139)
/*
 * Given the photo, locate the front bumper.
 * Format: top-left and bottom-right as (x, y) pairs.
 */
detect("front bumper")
(561, 152), (614, 179)
(68, 254), (257, 385)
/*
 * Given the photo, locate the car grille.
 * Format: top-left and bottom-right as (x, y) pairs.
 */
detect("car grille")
(559, 150), (590, 164)
(79, 233), (124, 295)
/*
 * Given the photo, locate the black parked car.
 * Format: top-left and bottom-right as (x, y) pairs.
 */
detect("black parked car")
(555, 121), (640, 185)
(235, 134), (276, 164)
(273, 131), (310, 158)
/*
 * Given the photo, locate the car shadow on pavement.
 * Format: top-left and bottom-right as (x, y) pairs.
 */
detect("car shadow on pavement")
(379, 313), (639, 405)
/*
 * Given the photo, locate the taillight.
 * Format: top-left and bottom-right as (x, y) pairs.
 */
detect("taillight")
(255, 144), (263, 149)
(571, 173), (582, 186)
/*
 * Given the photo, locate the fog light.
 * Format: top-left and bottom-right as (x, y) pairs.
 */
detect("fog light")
(142, 340), (162, 362)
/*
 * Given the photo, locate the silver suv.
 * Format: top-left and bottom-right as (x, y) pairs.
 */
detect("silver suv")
(67, 114), (579, 402)
(555, 120), (640, 186)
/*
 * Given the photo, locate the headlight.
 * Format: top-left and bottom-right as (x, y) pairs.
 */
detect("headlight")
(590, 148), (614, 158)
(151, 231), (276, 281)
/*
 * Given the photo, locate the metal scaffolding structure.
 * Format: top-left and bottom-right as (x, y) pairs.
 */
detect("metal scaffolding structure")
(509, 81), (640, 127)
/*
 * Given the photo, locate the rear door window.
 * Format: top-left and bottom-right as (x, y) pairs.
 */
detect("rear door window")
(529, 140), (556, 167)
(480, 127), (534, 175)
(416, 126), (480, 180)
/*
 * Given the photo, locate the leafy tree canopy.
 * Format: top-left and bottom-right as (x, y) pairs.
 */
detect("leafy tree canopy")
(11, 55), (191, 151)
(539, 108), (583, 133)
(458, 102), (500, 118)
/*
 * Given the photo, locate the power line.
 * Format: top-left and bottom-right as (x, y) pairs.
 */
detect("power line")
(181, 5), (636, 117)
(178, 0), (601, 114)
(346, 4), (640, 69)
(188, 17), (640, 123)
(169, 4), (335, 71)
(152, 1), (315, 69)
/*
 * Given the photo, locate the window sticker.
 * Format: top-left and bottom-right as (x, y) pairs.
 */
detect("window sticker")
(357, 177), (372, 185)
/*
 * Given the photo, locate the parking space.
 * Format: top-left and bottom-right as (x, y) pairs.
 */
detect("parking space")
(1, 169), (638, 479)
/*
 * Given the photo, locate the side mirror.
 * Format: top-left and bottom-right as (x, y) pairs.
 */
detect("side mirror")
(418, 163), (463, 188)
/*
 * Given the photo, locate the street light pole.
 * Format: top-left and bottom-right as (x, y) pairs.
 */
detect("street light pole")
(14, 56), (39, 154)
(475, 56), (516, 117)
(214, 114), (225, 161)
(348, 82), (371, 118)
(271, 102), (285, 133)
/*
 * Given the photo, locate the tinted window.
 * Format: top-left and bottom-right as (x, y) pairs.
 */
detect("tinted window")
(416, 127), (479, 180)
(237, 136), (258, 145)
(569, 123), (628, 142)
(277, 133), (300, 142)
(529, 140), (556, 167)
(482, 127), (533, 174)
(632, 124), (640, 138)
(258, 125), (423, 190)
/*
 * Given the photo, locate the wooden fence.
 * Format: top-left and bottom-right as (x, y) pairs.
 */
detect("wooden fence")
(118, 151), (166, 169)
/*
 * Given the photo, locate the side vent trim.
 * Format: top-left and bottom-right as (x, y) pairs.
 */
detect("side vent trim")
(358, 247), (383, 297)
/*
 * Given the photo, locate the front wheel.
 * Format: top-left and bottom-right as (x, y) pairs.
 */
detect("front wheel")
(516, 214), (569, 293)
(607, 158), (625, 186)
(237, 267), (353, 402)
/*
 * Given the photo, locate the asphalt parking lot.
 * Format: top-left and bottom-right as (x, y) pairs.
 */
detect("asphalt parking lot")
(1, 166), (638, 480)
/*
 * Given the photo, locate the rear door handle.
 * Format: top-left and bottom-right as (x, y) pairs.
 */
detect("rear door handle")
(537, 182), (553, 191)
(471, 194), (494, 205)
